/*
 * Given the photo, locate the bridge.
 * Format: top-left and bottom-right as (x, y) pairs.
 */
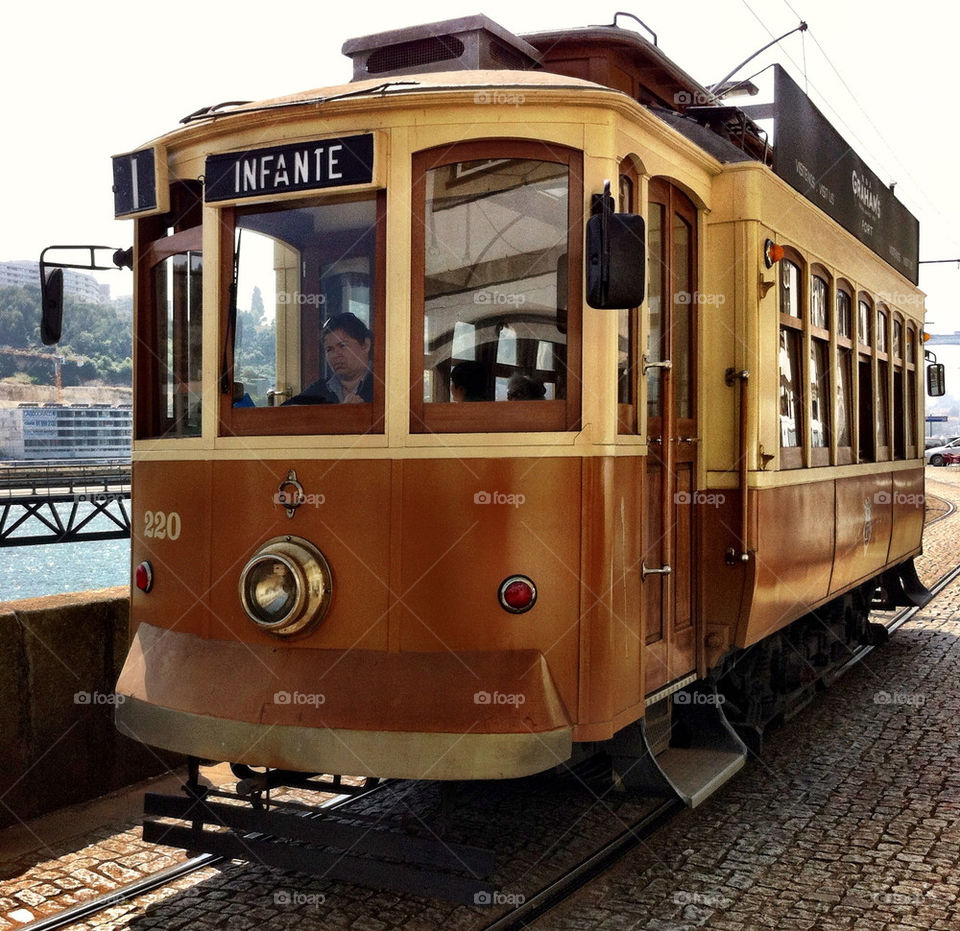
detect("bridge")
(0, 459), (131, 547)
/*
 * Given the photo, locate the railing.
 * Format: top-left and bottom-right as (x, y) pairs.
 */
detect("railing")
(0, 459), (131, 546)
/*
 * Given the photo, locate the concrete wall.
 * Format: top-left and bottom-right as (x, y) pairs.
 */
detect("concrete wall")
(0, 588), (181, 828)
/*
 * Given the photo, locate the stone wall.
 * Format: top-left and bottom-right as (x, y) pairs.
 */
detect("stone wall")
(0, 589), (180, 828)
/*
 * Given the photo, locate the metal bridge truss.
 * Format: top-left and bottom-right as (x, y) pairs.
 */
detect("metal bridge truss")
(0, 489), (131, 547)
(0, 460), (131, 547)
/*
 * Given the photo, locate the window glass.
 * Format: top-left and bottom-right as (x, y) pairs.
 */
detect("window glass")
(877, 309), (888, 353)
(810, 340), (830, 448)
(837, 348), (852, 447)
(906, 327), (915, 363)
(907, 370), (916, 446)
(617, 174), (635, 408)
(780, 260), (801, 319)
(837, 290), (852, 338)
(877, 361), (889, 446)
(231, 197), (378, 409)
(779, 326), (802, 448)
(646, 203), (664, 420)
(811, 275), (828, 329)
(673, 214), (693, 419)
(858, 300), (872, 347)
(858, 359), (874, 460)
(152, 249), (202, 436)
(421, 158), (569, 404)
(894, 319), (903, 359)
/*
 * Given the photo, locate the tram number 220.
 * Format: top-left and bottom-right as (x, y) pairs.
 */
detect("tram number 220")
(143, 510), (182, 541)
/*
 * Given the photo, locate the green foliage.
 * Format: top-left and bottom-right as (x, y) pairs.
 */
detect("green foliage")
(234, 308), (277, 405)
(0, 285), (132, 386)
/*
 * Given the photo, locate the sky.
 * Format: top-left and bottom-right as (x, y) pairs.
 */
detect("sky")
(4, 0), (960, 335)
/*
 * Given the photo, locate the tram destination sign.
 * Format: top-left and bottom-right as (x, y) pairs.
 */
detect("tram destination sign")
(772, 66), (919, 284)
(204, 134), (374, 202)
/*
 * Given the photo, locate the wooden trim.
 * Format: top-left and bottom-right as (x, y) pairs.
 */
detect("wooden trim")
(409, 140), (583, 434)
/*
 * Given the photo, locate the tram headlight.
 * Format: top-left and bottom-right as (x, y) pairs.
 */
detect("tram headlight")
(239, 536), (332, 637)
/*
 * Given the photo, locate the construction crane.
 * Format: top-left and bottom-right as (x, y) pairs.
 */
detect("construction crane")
(0, 346), (86, 402)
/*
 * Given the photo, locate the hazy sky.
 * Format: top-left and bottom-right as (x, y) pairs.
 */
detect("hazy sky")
(4, 1), (959, 333)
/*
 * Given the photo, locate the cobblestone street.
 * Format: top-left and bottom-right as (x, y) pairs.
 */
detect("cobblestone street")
(1, 467), (958, 930)
(536, 467), (960, 930)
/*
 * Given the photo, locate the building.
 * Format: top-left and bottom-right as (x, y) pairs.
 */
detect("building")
(0, 404), (131, 460)
(0, 261), (110, 304)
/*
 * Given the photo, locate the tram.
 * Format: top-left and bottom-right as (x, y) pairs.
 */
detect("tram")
(40, 12), (941, 888)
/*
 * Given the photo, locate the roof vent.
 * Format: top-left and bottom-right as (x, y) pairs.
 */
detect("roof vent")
(343, 15), (542, 81)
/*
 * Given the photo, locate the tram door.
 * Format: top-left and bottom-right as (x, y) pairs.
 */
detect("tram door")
(643, 179), (698, 695)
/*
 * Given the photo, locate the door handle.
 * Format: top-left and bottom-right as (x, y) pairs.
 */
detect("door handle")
(642, 562), (672, 581)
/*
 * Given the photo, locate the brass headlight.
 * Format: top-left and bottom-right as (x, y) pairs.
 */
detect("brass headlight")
(239, 536), (332, 637)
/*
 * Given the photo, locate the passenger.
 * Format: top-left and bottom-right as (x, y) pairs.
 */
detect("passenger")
(506, 373), (546, 400)
(285, 313), (373, 404)
(450, 360), (488, 402)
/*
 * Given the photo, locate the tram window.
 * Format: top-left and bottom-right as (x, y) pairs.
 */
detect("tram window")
(810, 341), (830, 449)
(877, 309), (888, 353)
(836, 349), (853, 449)
(779, 258), (803, 467)
(617, 168), (639, 434)
(894, 319), (903, 359)
(779, 327), (803, 450)
(837, 289), (852, 339)
(672, 215), (693, 419)
(151, 249), (202, 437)
(412, 143), (582, 433)
(877, 361), (890, 449)
(646, 202), (665, 421)
(222, 194), (385, 435)
(858, 360), (874, 461)
(810, 275), (828, 328)
(780, 260), (801, 318)
(857, 299), (871, 346)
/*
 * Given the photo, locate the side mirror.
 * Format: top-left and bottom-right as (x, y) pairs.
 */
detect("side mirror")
(586, 183), (645, 309)
(40, 267), (64, 345)
(37, 245), (130, 346)
(927, 362), (946, 397)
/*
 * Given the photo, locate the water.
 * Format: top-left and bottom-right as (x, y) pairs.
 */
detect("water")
(0, 501), (131, 602)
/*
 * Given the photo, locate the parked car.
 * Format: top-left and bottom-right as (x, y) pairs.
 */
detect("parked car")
(926, 435), (953, 449)
(925, 436), (960, 466)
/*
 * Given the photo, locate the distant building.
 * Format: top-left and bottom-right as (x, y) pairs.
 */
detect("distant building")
(0, 404), (131, 460)
(0, 261), (110, 304)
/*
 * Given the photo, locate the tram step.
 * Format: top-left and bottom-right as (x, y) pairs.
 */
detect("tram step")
(610, 682), (747, 807)
(652, 747), (745, 808)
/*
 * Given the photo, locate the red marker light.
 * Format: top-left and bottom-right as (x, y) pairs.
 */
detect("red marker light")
(135, 561), (154, 593)
(498, 576), (537, 614)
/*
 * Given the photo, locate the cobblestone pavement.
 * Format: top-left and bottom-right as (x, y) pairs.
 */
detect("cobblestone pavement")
(2, 466), (958, 930)
(535, 467), (960, 930)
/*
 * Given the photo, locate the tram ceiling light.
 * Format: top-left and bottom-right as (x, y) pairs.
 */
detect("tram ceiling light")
(764, 239), (785, 268)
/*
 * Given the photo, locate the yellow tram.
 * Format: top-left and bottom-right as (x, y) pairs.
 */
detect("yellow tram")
(43, 14), (935, 822)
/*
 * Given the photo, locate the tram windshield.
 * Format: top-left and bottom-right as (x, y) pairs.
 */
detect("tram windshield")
(230, 195), (379, 410)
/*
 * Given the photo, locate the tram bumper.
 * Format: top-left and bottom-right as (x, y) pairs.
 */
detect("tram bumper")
(115, 623), (572, 780)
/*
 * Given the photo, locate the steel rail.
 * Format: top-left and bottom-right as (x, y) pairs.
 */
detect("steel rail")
(480, 797), (683, 930)
(20, 779), (390, 931)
